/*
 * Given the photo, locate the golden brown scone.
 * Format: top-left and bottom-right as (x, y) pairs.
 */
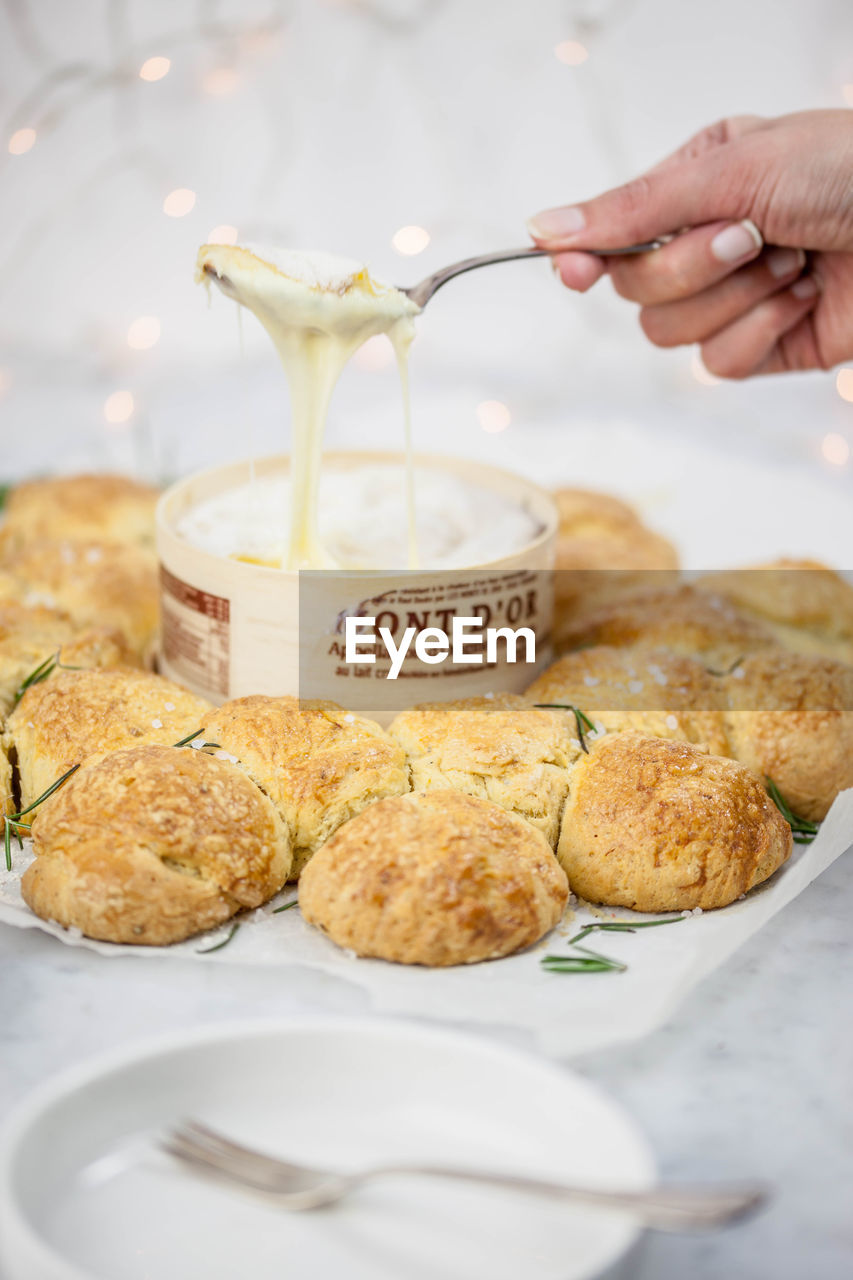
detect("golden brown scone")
(7, 667), (212, 813)
(23, 745), (291, 945)
(202, 695), (410, 879)
(2, 473), (158, 551)
(526, 646), (730, 756)
(0, 537), (159, 663)
(299, 790), (568, 966)
(696, 560), (853, 665)
(558, 732), (792, 912)
(552, 487), (679, 647)
(553, 488), (678, 566)
(556, 584), (775, 668)
(722, 650), (853, 821)
(387, 693), (578, 848)
(0, 598), (136, 716)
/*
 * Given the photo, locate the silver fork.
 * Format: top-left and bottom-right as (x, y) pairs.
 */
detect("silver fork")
(161, 1119), (769, 1232)
(401, 242), (662, 308)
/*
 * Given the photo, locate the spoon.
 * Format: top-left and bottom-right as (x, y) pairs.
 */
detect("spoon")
(401, 241), (663, 308)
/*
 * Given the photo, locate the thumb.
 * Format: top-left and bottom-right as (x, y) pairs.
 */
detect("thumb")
(527, 145), (759, 250)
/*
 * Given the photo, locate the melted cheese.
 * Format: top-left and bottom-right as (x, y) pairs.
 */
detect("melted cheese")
(196, 244), (420, 569)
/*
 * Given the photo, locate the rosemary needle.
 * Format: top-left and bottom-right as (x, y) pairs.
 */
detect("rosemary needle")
(196, 922), (240, 954)
(171, 730), (223, 753)
(542, 914), (685, 975)
(541, 952), (624, 974)
(533, 703), (597, 753)
(569, 917), (684, 944)
(705, 656), (745, 678)
(273, 899), (299, 913)
(3, 762), (81, 870)
(11, 652), (85, 710)
(765, 777), (819, 843)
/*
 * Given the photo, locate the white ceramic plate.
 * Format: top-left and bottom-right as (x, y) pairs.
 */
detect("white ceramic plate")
(0, 1018), (654, 1280)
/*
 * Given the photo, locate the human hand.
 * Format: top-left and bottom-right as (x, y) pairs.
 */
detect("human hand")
(527, 111), (853, 377)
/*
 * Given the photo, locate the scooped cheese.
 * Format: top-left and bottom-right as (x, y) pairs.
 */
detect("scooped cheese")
(176, 463), (541, 571)
(196, 243), (420, 569)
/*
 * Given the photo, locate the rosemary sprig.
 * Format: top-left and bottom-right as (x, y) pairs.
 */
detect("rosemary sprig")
(533, 703), (597, 753)
(765, 777), (819, 844)
(541, 947), (626, 974)
(11, 651), (84, 710)
(196, 922), (240, 953)
(273, 898), (298, 913)
(0, 484), (10, 512)
(3, 762), (81, 871)
(542, 913), (685, 975)
(568, 916), (685, 944)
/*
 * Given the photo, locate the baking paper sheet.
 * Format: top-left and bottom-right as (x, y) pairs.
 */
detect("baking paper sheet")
(2, 791), (851, 1058)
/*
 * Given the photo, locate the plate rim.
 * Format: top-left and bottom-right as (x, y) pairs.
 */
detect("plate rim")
(0, 1014), (656, 1280)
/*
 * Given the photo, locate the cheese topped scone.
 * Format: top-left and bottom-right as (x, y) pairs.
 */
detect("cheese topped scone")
(722, 650), (853, 821)
(556, 584), (775, 667)
(1, 473), (158, 552)
(696, 560), (853, 665)
(552, 486), (679, 647)
(202, 695), (410, 878)
(388, 693), (578, 848)
(0, 598), (135, 716)
(299, 790), (568, 966)
(7, 667), (212, 813)
(0, 536), (159, 663)
(23, 744), (291, 945)
(527, 646), (730, 757)
(558, 732), (792, 912)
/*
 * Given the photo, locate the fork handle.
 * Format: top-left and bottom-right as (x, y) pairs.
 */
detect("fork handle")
(359, 1166), (769, 1233)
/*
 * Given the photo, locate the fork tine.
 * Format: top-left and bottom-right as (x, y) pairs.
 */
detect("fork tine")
(176, 1120), (315, 1177)
(162, 1132), (287, 1194)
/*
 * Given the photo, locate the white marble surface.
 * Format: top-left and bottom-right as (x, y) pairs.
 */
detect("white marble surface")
(1, 848), (851, 1280)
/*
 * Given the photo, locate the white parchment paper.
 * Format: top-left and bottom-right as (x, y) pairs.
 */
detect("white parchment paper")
(2, 791), (851, 1058)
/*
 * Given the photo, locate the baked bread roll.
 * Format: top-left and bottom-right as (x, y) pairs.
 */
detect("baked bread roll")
(0, 537), (159, 663)
(2, 473), (158, 551)
(527, 646), (730, 756)
(23, 744), (291, 945)
(558, 732), (792, 911)
(722, 650), (853, 821)
(552, 487), (679, 648)
(0, 598), (136, 716)
(696, 560), (853, 665)
(202, 695), (410, 878)
(388, 693), (578, 847)
(299, 790), (568, 966)
(7, 667), (212, 813)
(556, 584), (775, 667)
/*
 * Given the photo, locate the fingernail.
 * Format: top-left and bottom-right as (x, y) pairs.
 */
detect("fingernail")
(526, 206), (586, 240)
(791, 275), (818, 300)
(710, 219), (763, 263)
(766, 247), (806, 279)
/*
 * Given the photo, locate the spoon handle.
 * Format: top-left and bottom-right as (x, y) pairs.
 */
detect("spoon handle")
(404, 241), (663, 308)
